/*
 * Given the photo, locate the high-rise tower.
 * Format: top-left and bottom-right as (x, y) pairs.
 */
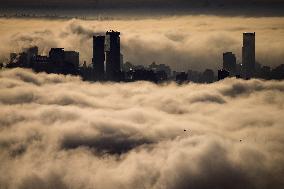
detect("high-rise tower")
(223, 52), (236, 76)
(105, 31), (121, 81)
(242, 32), (255, 79)
(93, 36), (105, 79)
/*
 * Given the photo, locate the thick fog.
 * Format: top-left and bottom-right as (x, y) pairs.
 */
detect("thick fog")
(0, 16), (284, 71)
(0, 68), (284, 189)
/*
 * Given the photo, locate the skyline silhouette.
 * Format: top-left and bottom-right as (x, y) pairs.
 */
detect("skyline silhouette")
(3, 31), (284, 83)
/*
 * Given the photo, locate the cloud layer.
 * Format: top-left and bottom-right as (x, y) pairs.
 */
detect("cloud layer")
(1, 16), (284, 72)
(0, 68), (284, 189)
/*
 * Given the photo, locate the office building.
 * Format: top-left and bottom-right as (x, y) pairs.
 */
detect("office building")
(242, 32), (255, 79)
(218, 69), (230, 80)
(65, 51), (79, 68)
(202, 69), (214, 83)
(105, 31), (121, 80)
(49, 48), (65, 65)
(93, 36), (105, 78)
(223, 52), (236, 76)
(120, 53), (124, 72)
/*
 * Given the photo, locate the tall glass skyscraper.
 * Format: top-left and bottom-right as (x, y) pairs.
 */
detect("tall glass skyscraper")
(93, 35), (105, 79)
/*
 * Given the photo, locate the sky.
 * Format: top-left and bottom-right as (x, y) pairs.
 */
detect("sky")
(1, 0), (284, 8)
(1, 68), (284, 189)
(0, 0), (284, 17)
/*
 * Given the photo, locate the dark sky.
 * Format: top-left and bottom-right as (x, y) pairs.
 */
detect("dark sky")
(1, 0), (283, 8)
(0, 0), (283, 17)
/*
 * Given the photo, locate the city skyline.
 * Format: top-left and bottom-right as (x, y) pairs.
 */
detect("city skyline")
(3, 31), (284, 82)
(0, 16), (283, 73)
(0, 30), (276, 73)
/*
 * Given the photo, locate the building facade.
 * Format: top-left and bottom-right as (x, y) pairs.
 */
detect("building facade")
(105, 31), (121, 81)
(242, 32), (255, 79)
(92, 31), (121, 81)
(223, 52), (236, 76)
(93, 36), (105, 79)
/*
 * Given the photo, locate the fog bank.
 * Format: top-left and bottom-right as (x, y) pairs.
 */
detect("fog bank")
(0, 68), (284, 189)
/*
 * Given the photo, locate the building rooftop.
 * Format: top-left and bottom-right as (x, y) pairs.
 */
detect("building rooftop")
(243, 32), (255, 35)
(106, 30), (120, 35)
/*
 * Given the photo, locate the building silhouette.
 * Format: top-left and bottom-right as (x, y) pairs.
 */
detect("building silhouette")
(63, 51), (79, 75)
(218, 69), (230, 80)
(271, 64), (284, 80)
(120, 53), (124, 72)
(149, 62), (171, 78)
(32, 55), (50, 72)
(202, 69), (215, 83)
(7, 47), (80, 75)
(242, 32), (255, 79)
(25, 46), (38, 68)
(223, 52), (236, 76)
(92, 31), (121, 81)
(7, 47), (38, 68)
(92, 36), (105, 79)
(49, 48), (65, 73)
(10, 53), (17, 64)
(176, 72), (188, 84)
(187, 70), (201, 83)
(105, 31), (121, 81)
(5, 31), (284, 83)
(65, 51), (79, 68)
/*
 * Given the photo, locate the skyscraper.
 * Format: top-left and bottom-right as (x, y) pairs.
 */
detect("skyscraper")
(49, 48), (65, 65)
(64, 51), (80, 74)
(49, 48), (65, 73)
(105, 31), (121, 81)
(242, 32), (255, 79)
(48, 48), (79, 75)
(120, 53), (124, 72)
(93, 36), (105, 79)
(65, 51), (79, 68)
(223, 52), (236, 76)
(25, 46), (38, 67)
